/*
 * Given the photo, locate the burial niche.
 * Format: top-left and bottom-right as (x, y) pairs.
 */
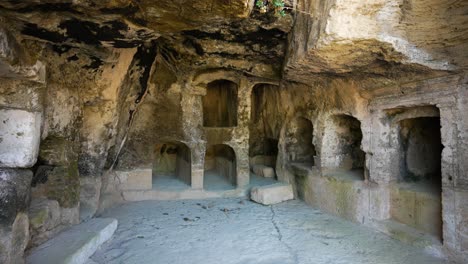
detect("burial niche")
(398, 117), (442, 184)
(204, 144), (237, 190)
(285, 117), (316, 200)
(249, 83), (281, 179)
(251, 83), (281, 123)
(285, 117), (316, 166)
(202, 80), (238, 127)
(392, 115), (443, 240)
(322, 114), (365, 179)
(153, 142), (191, 188)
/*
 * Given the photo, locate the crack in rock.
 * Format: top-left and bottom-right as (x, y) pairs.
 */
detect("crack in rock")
(270, 205), (299, 264)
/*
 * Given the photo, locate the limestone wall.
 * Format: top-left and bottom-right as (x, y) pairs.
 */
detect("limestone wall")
(253, 73), (467, 261)
(0, 28), (44, 263)
(0, 1), (467, 263)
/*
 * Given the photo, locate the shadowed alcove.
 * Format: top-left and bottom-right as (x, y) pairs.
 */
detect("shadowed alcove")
(285, 116), (316, 200)
(202, 80), (238, 127)
(389, 108), (443, 241)
(152, 142), (191, 190)
(322, 114), (365, 180)
(249, 83), (282, 182)
(286, 117), (316, 166)
(204, 144), (237, 190)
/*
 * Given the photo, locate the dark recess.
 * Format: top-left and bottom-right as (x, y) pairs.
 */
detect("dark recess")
(134, 40), (159, 103)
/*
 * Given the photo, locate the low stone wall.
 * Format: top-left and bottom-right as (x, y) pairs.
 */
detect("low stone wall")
(296, 168), (388, 224)
(390, 183), (442, 239)
(297, 168), (443, 239)
(115, 169), (153, 191)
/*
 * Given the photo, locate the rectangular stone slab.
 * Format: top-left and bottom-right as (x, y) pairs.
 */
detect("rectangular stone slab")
(250, 183), (294, 205)
(115, 169), (152, 190)
(0, 109), (41, 167)
(27, 218), (118, 264)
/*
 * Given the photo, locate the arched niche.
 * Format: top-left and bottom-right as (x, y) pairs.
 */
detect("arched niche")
(398, 117), (442, 184)
(202, 80), (238, 127)
(322, 114), (365, 179)
(285, 117), (316, 166)
(387, 106), (443, 241)
(153, 141), (191, 188)
(204, 144), (237, 190)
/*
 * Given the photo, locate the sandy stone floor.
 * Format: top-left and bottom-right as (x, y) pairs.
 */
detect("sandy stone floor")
(90, 198), (447, 264)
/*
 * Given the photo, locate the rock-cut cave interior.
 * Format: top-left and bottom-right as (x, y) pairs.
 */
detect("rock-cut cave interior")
(0, 1), (467, 264)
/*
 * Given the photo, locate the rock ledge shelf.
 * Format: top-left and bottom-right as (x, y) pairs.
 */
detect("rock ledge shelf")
(27, 218), (117, 264)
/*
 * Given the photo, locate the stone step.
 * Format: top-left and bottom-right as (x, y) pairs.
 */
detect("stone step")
(250, 183), (294, 205)
(26, 218), (118, 264)
(122, 187), (248, 201)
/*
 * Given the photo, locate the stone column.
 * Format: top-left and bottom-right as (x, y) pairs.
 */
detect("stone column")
(231, 78), (251, 187)
(439, 100), (468, 261)
(189, 141), (205, 190)
(181, 82), (206, 190)
(367, 109), (394, 220)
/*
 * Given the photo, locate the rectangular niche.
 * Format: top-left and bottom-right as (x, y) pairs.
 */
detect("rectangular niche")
(153, 142), (192, 188)
(204, 144), (237, 190)
(249, 83), (281, 180)
(386, 106), (443, 241)
(285, 117), (316, 166)
(202, 80), (238, 127)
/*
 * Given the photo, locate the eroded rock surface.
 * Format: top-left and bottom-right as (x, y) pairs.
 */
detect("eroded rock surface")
(0, 0), (467, 263)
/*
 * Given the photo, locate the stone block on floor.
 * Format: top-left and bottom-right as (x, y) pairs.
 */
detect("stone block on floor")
(250, 183), (294, 205)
